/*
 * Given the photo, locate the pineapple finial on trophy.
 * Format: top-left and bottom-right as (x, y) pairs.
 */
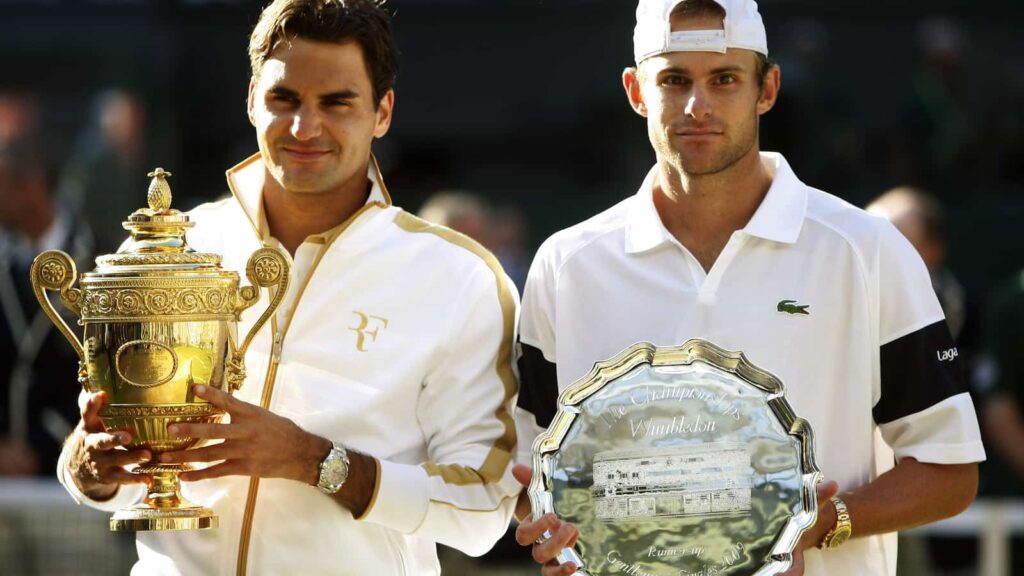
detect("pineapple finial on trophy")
(147, 168), (173, 212)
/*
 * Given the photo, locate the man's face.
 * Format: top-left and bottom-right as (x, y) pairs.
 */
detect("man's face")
(248, 37), (393, 195)
(624, 15), (778, 176)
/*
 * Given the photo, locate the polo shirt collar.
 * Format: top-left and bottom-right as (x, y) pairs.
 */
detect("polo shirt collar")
(742, 152), (807, 244)
(625, 166), (673, 254)
(225, 152), (393, 241)
(625, 152), (807, 254)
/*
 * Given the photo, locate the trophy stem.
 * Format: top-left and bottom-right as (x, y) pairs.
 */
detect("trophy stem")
(109, 464), (218, 531)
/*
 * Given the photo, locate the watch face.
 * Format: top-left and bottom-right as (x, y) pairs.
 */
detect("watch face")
(324, 458), (349, 485)
(323, 453), (352, 483)
(829, 528), (851, 548)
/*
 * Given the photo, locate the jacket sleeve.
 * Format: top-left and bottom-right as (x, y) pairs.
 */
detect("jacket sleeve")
(357, 263), (521, 557)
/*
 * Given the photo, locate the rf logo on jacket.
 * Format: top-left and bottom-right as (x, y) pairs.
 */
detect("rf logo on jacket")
(349, 311), (389, 352)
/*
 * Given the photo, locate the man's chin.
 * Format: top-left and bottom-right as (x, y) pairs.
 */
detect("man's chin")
(272, 170), (338, 195)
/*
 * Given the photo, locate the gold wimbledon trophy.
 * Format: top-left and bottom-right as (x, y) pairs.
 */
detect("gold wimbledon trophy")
(31, 168), (289, 531)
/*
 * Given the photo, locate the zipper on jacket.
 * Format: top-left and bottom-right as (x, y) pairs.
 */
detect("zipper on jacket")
(235, 329), (284, 576)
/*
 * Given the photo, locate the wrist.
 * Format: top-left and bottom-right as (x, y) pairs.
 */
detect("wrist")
(304, 434), (333, 486)
(818, 495), (853, 550)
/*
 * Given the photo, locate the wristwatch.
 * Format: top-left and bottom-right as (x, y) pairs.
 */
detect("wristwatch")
(818, 495), (852, 549)
(316, 441), (350, 495)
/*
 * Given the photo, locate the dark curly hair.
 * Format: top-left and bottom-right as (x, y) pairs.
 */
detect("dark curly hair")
(248, 0), (399, 107)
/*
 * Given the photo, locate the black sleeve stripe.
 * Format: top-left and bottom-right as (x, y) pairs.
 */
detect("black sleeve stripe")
(873, 320), (968, 425)
(516, 341), (559, 428)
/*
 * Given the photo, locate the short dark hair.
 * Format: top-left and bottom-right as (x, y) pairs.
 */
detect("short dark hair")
(248, 0), (399, 106)
(670, 0), (725, 20)
(668, 0), (776, 88)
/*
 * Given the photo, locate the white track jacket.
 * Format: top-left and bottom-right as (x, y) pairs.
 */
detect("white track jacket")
(59, 154), (520, 575)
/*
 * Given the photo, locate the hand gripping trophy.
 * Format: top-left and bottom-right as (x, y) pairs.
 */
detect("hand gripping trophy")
(30, 169), (290, 531)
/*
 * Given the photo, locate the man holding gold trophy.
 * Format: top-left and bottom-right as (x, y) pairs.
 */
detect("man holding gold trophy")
(48, 0), (520, 574)
(514, 1), (985, 575)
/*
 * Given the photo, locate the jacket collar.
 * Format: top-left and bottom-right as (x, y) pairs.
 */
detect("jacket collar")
(625, 152), (808, 254)
(224, 153), (393, 241)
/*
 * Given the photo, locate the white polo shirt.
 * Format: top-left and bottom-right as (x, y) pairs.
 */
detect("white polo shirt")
(514, 152), (985, 576)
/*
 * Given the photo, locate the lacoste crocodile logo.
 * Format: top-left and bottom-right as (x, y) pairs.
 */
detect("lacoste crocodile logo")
(777, 300), (810, 316)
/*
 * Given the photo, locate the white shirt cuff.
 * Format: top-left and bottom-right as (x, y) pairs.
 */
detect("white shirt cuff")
(356, 458), (429, 534)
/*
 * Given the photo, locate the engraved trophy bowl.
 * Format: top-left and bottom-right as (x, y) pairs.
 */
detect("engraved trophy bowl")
(30, 168), (290, 531)
(529, 339), (821, 576)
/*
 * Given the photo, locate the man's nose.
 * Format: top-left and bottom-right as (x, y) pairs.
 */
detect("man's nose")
(290, 104), (323, 141)
(684, 85), (712, 120)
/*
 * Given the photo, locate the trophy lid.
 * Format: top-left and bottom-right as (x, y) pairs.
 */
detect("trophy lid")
(94, 168), (223, 272)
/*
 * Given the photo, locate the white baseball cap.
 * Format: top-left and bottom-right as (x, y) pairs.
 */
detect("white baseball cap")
(633, 0), (768, 64)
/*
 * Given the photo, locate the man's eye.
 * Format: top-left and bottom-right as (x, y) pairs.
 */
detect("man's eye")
(717, 75), (737, 85)
(662, 76), (684, 87)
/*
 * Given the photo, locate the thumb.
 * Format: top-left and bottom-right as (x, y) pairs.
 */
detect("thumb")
(81, 391), (108, 432)
(817, 480), (840, 504)
(512, 463), (533, 487)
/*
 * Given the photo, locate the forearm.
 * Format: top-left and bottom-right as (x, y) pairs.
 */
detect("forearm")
(329, 450), (377, 518)
(294, 432), (377, 517)
(808, 458), (977, 547)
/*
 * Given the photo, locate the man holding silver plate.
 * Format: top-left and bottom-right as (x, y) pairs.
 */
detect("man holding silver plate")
(513, 1), (985, 575)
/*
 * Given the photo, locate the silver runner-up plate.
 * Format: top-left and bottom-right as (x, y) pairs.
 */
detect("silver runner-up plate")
(528, 339), (821, 576)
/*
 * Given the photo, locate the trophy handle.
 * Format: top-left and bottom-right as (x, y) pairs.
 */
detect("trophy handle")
(30, 250), (85, 363)
(227, 247), (290, 391)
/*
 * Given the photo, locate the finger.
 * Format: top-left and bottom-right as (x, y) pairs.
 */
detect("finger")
(168, 422), (247, 441)
(95, 448), (152, 469)
(533, 522), (577, 565)
(81, 392), (108, 432)
(514, 490), (532, 523)
(515, 512), (557, 546)
(85, 431), (131, 452)
(179, 461), (246, 482)
(159, 443), (232, 465)
(192, 384), (250, 415)
(542, 561), (577, 576)
(817, 480), (839, 503)
(512, 463), (533, 487)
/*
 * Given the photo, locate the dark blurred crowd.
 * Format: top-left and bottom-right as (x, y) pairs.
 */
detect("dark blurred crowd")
(1, 10), (1023, 575)
(0, 89), (145, 477)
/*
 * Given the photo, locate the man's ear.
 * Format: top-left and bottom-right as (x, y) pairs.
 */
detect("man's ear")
(373, 89), (395, 139)
(757, 65), (781, 116)
(622, 67), (648, 118)
(247, 77), (258, 127)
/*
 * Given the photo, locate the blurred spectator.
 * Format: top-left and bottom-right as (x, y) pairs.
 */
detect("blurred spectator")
(59, 88), (150, 252)
(0, 93), (94, 476)
(978, 269), (1024, 575)
(985, 271), (1024, 485)
(489, 206), (529, 292)
(418, 190), (492, 246)
(867, 186), (974, 342)
(868, 186), (985, 576)
(418, 191), (532, 291)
